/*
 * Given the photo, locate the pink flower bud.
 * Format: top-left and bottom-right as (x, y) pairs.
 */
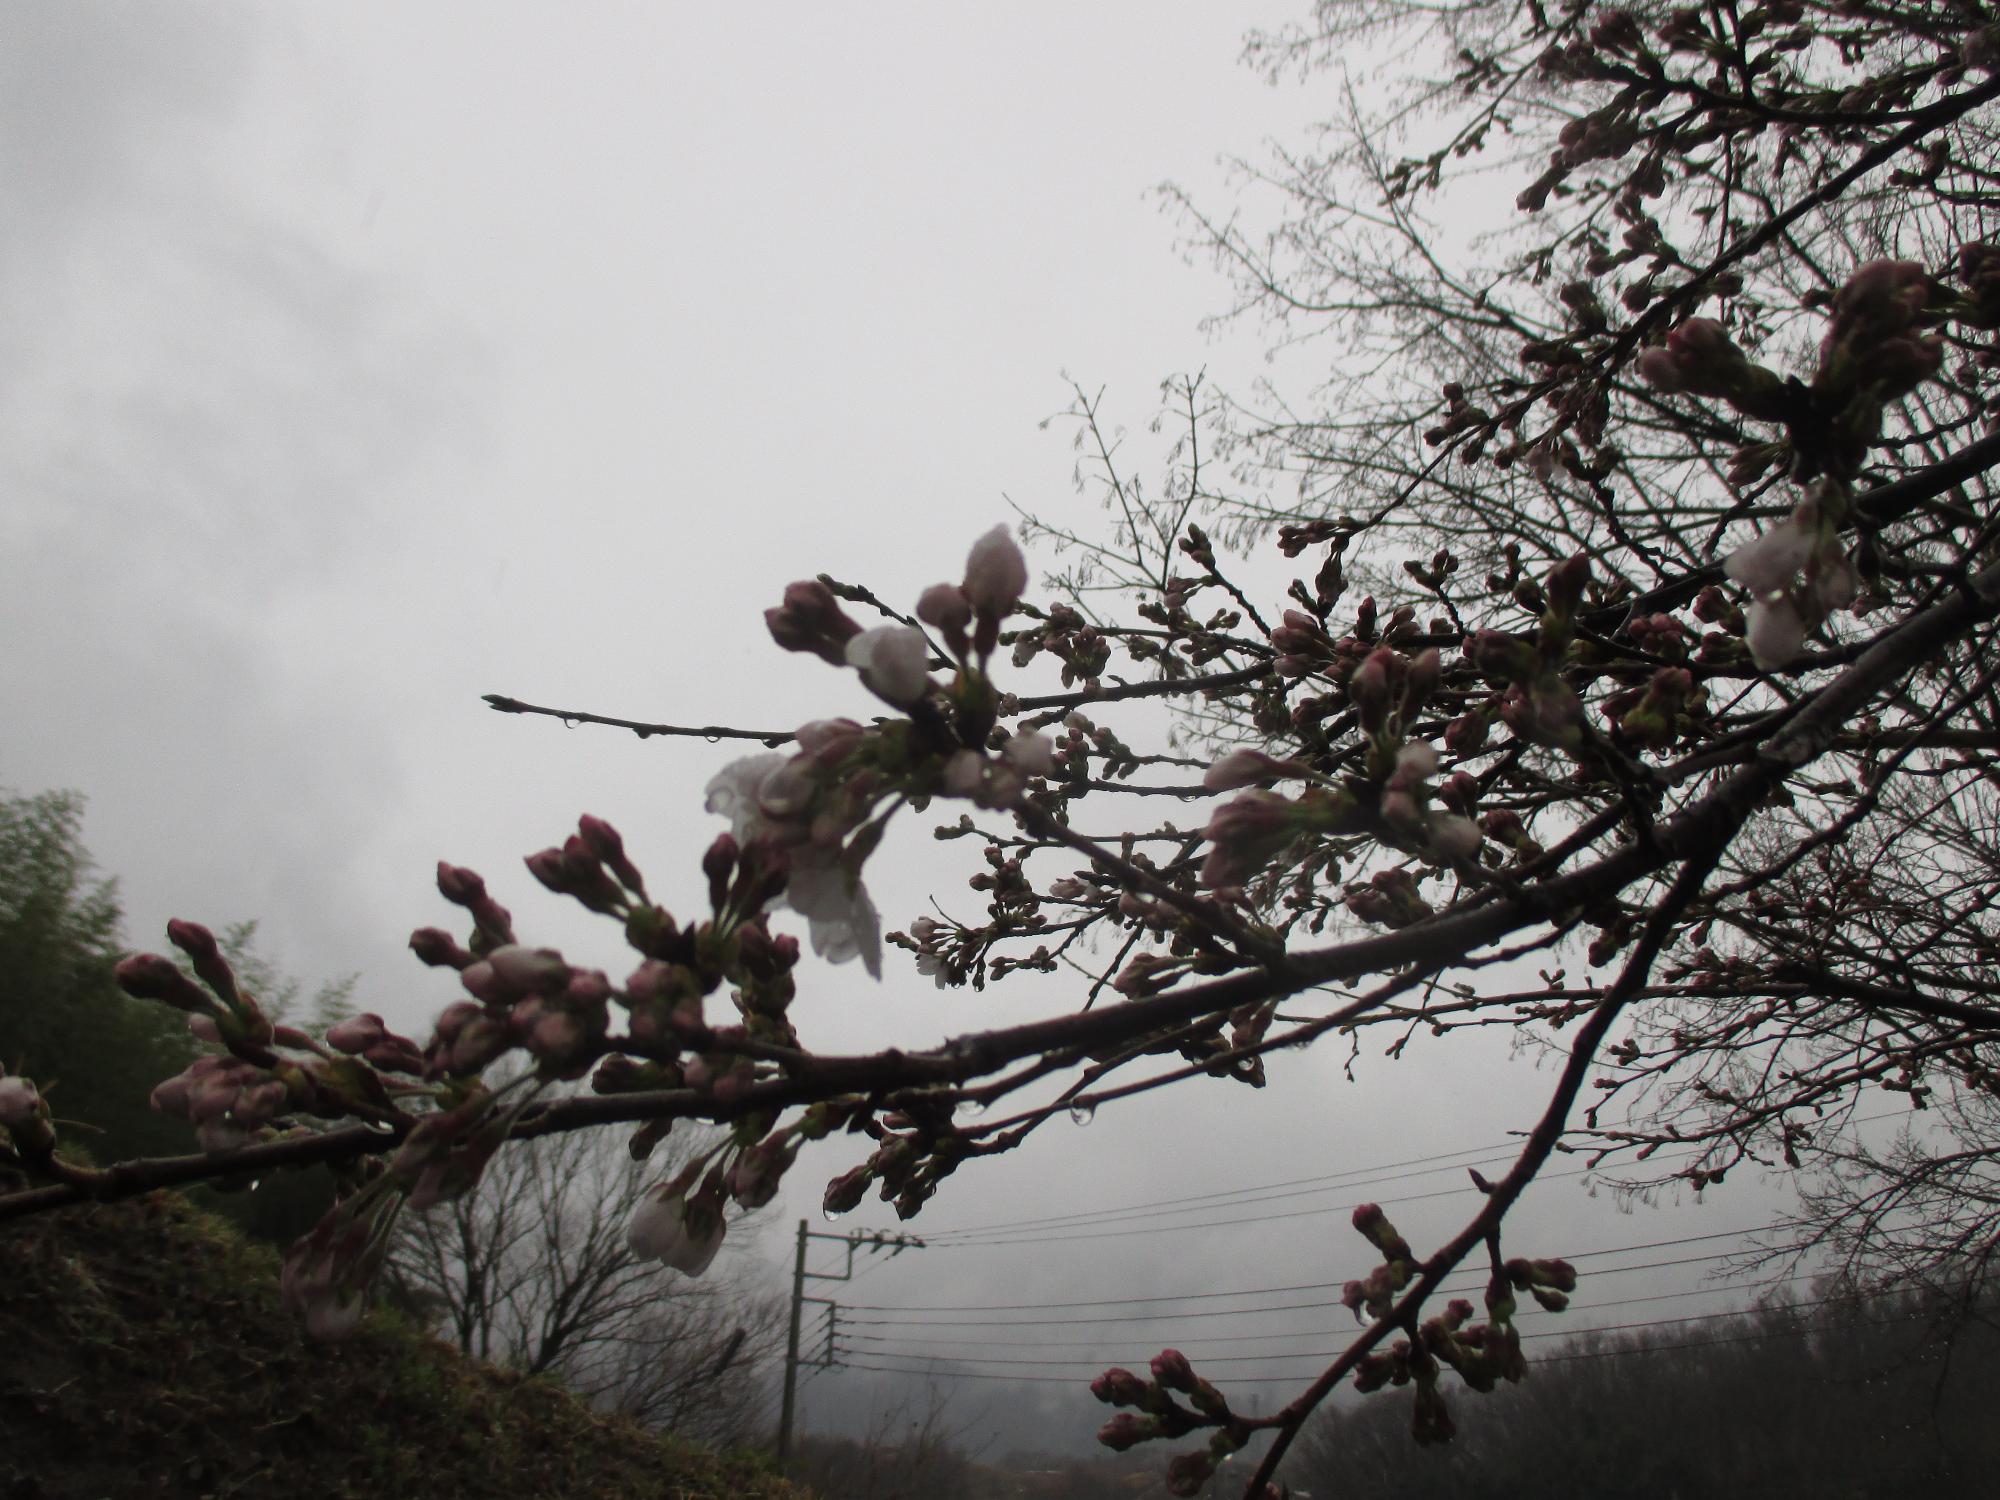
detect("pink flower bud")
(1428, 814), (1483, 862)
(1391, 741), (1439, 785)
(166, 919), (221, 967)
(524, 846), (569, 892)
(114, 952), (213, 1012)
(764, 578), (864, 665)
(325, 1013), (390, 1055)
(916, 583), (973, 656)
(408, 927), (472, 970)
(1203, 748), (1298, 791)
(576, 813), (625, 865)
(727, 1136), (796, 1209)
(794, 718), (866, 765)
(486, 944), (570, 996)
(1096, 1413), (1154, 1452)
(823, 1164), (873, 1215)
(963, 525), (1029, 619)
(1150, 1348), (1197, 1392)
(1635, 346), (1684, 392)
(1200, 791), (1304, 889)
(1090, 1368), (1149, 1406)
(1348, 647), (1398, 733)
(435, 862), (488, 905)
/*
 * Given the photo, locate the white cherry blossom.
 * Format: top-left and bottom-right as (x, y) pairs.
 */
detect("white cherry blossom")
(626, 1186), (725, 1276)
(785, 854), (883, 978)
(1746, 596), (1810, 669)
(846, 625), (933, 706)
(1724, 519), (1814, 596)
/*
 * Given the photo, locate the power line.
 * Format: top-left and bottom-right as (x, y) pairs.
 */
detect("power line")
(834, 1271), (1818, 1352)
(845, 1293), (1863, 1371)
(835, 1249), (1806, 1332)
(917, 1140), (1520, 1242)
(837, 1305), (1928, 1387)
(834, 1226), (1798, 1318)
(906, 1108), (1907, 1248)
(912, 1154), (1768, 1250)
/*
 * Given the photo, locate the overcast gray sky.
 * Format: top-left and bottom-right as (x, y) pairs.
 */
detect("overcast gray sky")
(1, 2), (1798, 1451)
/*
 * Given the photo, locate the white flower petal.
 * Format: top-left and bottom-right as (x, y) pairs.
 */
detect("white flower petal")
(846, 625), (933, 706)
(705, 754), (790, 838)
(1724, 521), (1814, 596)
(1746, 597), (1809, 669)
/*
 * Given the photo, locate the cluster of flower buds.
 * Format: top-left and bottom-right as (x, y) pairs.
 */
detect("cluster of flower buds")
(114, 922), (375, 1159)
(1199, 784), (1363, 890)
(1959, 243), (2000, 327)
(1501, 1254), (1579, 1312)
(1461, 585), (1592, 756)
(1375, 741), (1481, 863)
(888, 914), (960, 990)
(1605, 666), (1699, 750)
(389, 1089), (511, 1211)
(1269, 608), (1339, 679)
(1342, 1203), (1418, 1320)
(1050, 711), (1140, 783)
(1337, 1205), (1576, 1446)
(434, 862), (517, 954)
(821, 1108), (969, 1221)
(1637, 318), (1792, 423)
(149, 1053), (293, 1154)
(1092, 1348), (1249, 1495)
(1009, 602), (1111, 683)
(525, 813), (649, 915)
(1344, 868), (1436, 930)
(1815, 260), (1942, 408)
(724, 527), (1044, 979)
(115, 919), (284, 1057)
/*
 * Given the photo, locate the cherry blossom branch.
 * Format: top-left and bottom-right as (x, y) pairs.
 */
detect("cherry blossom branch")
(1241, 841), (1726, 1493)
(481, 694), (792, 746)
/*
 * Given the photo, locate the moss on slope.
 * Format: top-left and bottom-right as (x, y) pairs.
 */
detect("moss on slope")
(0, 1193), (801, 1500)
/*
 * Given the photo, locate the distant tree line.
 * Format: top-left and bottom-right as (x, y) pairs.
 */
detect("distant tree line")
(1283, 1283), (2000, 1499)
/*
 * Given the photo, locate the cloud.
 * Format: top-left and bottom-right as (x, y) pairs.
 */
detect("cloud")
(0, 5), (486, 994)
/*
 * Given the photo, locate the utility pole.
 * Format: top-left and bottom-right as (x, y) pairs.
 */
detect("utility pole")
(777, 1218), (925, 1464)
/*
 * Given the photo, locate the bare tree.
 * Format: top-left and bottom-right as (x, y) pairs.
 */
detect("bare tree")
(386, 1116), (784, 1446)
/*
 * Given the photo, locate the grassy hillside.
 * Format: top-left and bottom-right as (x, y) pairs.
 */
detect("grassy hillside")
(0, 1192), (802, 1500)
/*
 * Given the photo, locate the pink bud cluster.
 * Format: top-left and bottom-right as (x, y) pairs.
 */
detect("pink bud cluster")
(1090, 1347), (1246, 1494)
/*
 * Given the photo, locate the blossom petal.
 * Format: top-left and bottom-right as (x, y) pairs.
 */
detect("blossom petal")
(1723, 521), (1814, 596)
